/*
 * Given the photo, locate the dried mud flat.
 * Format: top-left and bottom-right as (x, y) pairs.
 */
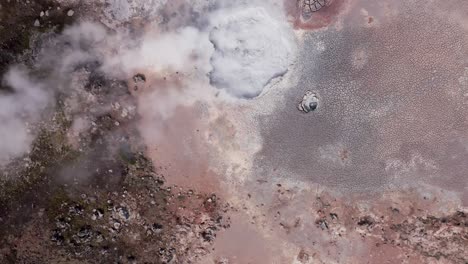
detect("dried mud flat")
(0, 0), (467, 264)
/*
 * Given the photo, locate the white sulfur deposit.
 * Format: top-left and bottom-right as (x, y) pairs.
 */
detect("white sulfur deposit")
(209, 7), (297, 98)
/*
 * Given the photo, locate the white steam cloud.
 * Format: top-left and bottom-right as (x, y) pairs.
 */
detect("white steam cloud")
(0, 0), (296, 165)
(104, 26), (214, 76)
(0, 68), (52, 165)
(209, 7), (296, 98)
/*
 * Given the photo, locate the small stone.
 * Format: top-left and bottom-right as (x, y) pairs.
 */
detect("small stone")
(206, 194), (217, 203)
(152, 223), (163, 234)
(201, 228), (215, 242)
(40, 11), (45, 17)
(330, 213), (338, 220)
(92, 208), (104, 220)
(95, 233), (104, 243)
(69, 204), (84, 215)
(51, 230), (65, 245)
(67, 10), (74, 16)
(133, 73), (146, 83)
(298, 91), (319, 113)
(77, 225), (92, 239)
(316, 219), (328, 230)
(121, 108), (128, 118)
(34, 19), (40, 27)
(117, 207), (130, 220)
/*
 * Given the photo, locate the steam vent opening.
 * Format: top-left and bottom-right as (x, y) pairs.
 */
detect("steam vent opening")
(298, 91), (319, 113)
(303, 0), (329, 13)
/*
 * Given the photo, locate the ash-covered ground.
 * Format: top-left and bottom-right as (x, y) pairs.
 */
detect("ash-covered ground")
(0, 0), (467, 263)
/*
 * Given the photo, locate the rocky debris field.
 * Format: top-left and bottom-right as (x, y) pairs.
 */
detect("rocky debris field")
(0, 2), (229, 263)
(0, 0), (76, 79)
(0, 150), (229, 263)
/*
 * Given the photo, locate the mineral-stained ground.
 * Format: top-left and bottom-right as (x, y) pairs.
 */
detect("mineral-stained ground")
(0, 0), (467, 263)
(0, 2), (229, 263)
